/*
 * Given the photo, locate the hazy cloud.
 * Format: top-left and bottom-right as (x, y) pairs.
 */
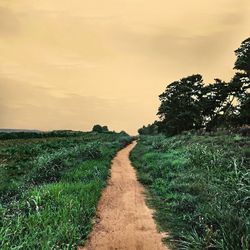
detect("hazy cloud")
(0, 77), (150, 132)
(0, 0), (250, 133)
(0, 7), (19, 36)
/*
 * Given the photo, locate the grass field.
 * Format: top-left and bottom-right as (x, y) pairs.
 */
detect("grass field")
(131, 133), (250, 250)
(0, 131), (132, 249)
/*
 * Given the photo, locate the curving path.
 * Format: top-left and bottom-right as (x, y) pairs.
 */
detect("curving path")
(80, 141), (168, 250)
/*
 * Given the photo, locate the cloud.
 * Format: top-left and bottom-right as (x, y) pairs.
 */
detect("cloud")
(0, 0), (250, 133)
(0, 77), (150, 133)
(0, 7), (19, 36)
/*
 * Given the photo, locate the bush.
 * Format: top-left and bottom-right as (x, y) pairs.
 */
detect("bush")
(81, 142), (103, 160)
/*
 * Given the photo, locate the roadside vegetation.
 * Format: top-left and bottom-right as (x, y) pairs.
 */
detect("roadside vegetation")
(0, 129), (132, 249)
(133, 37), (250, 249)
(131, 133), (250, 249)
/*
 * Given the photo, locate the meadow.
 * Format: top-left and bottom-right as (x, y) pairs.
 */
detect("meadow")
(131, 133), (250, 250)
(0, 131), (132, 249)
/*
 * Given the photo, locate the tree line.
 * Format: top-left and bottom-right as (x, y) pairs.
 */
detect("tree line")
(139, 37), (250, 136)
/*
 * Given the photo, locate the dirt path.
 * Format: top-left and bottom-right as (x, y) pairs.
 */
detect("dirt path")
(80, 141), (168, 250)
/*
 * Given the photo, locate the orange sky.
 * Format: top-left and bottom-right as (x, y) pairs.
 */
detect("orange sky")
(0, 0), (250, 134)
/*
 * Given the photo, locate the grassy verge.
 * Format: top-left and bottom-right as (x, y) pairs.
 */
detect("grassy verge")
(131, 134), (250, 249)
(0, 132), (132, 249)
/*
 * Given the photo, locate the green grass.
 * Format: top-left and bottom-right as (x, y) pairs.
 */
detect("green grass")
(131, 134), (250, 250)
(0, 131), (133, 249)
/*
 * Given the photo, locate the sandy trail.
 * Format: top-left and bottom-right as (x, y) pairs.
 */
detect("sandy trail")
(81, 141), (168, 250)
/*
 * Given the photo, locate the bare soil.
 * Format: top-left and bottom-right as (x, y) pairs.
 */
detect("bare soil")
(80, 141), (168, 250)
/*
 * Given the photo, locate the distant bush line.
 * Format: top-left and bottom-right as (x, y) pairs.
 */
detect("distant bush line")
(0, 127), (129, 140)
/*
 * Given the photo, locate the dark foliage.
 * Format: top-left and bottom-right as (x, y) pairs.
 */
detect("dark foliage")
(138, 37), (250, 136)
(157, 74), (204, 135)
(234, 37), (250, 75)
(92, 125), (109, 133)
(0, 130), (84, 140)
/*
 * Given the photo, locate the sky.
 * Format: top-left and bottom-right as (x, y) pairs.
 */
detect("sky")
(0, 0), (250, 134)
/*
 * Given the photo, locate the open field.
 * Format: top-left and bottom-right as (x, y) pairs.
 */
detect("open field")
(1, 130), (249, 250)
(0, 131), (132, 249)
(131, 134), (250, 249)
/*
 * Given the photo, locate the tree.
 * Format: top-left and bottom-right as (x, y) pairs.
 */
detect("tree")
(138, 121), (159, 135)
(102, 126), (109, 132)
(201, 38), (250, 129)
(236, 93), (250, 125)
(92, 125), (109, 133)
(234, 37), (250, 75)
(139, 37), (250, 136)
(231, 38), (250, 126)
(200, 79), (237, 130)
(157, 74), (204, 135)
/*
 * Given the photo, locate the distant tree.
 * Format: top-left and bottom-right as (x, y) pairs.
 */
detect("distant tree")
(138, 126), (146, 135)
(157, 74), (204, 135)
(92, 125), (109, 133)
(120, 130), (129, 136)
(92, 125), (103, 133)
(138, 121), (159, 135)
(234, 37), (250, 75)
(102, 126), (109, 132)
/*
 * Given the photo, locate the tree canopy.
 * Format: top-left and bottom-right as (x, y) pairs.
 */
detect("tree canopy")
(138, 37), (250, 136)
(234, 37), (250, 75)
(92, 125), (109, 133)
(157, 74), (204, 135)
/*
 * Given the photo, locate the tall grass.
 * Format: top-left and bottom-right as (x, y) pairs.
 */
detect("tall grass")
(0, 132), (133, 249)
(131, 134), (250, 249)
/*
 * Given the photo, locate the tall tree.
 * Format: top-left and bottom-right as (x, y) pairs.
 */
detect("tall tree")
(138, 121), (159, 135)
(236, 93), (250, 125)
(231, 38), (250, 126)
(157, 74), (204, 135)
(144, 37), (250, 136)
(200, 77), (249, 130)
(234, 37), (250, 75)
